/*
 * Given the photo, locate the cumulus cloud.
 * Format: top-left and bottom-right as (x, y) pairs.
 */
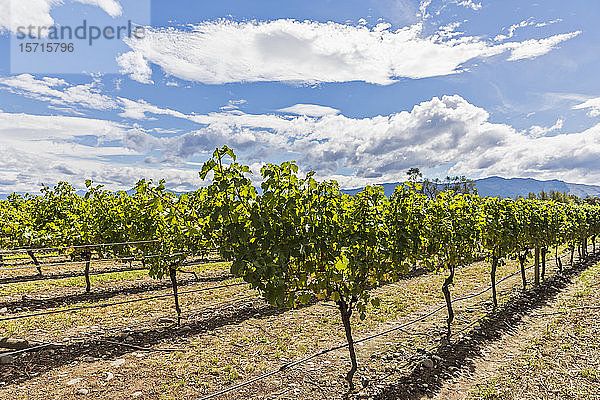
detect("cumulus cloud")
(573, 97), (600, 117)
(3, 94), (600, 192)
(450, 123), (600, 185)
(2, 74), (596, 187)
(119, 19), (580, 85)
(111, 95), (600, 186)
(0, 109), (133, 191)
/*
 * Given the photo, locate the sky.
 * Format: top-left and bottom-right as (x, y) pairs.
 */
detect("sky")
(0, 0), (599, 194)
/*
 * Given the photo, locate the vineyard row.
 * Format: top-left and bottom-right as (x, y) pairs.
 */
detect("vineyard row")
(2, 146), (600, 390)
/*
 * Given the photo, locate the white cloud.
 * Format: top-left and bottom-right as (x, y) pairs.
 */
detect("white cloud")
(506, 31), (581, 61)
(573, 97), (600, 117)
(494, 18), (564, 42)
(0, 74), (118, 110)
(119, 19), (580, 85)
(494, 18), (535, 42)
(0, 75), (189, 120)
(113, 95), (600, 186)
(535, 19), (562, 28)
(0, 110), (128, 151)
(2, 74), (595, 186)
(277, 104), (340, 117)
(419, 0), (433, 19)
(0, 110), (132, 182)
(3, 95), (600, 192)
(220, 99), (247, 111)
(0, 110), (200, 193)
(72, 0), (122, 17)
(455, 0), (482, 11)
(450, 122), (600, 185)
(528, 118), (563, 138)
(116, 51), (154, 84)
(118, 97), (188, 120)
(436, 22), (463, 40)
(0, 0), (59, 36)
(0, 0), (123, 36)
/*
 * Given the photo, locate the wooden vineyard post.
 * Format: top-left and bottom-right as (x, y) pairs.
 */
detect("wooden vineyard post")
(541, 247), (547, 281)
(169, 266), (182, 326)
(84, 248), (92, 293)
(27, 250), (42, 276)
(534, 247), (540, 285)
(491, 256), (498, 308)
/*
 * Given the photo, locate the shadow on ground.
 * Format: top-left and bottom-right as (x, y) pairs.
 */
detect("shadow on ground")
(1, 296), (288, 385)
(1, 265), (436, 386)
(371, 251), (600, 400)
(0, 272), (232, 313)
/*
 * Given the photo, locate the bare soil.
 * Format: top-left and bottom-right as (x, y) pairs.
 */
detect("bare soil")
(0, 246), (598, 400)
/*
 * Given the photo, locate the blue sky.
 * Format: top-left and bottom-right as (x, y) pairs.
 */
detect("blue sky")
(0, 0), (599, 193)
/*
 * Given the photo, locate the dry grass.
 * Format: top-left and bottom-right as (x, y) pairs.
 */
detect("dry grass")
(0, 246), (592, 400)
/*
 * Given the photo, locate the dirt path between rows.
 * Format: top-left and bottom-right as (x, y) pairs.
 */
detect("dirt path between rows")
(430, 259), (600, 400)
(358, 250), (600, 400)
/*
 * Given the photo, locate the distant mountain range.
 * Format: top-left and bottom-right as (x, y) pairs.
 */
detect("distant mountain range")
(2, 176), (600, 200)
(474, 177), (600, 199)
(342, 176), (600, 199)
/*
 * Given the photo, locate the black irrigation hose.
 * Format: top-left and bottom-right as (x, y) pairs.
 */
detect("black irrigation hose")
(0, 252), (194, 272)
(0, 294), (259, 359)
(197, 248), (587, 400)
(0, 281), (248, 322)
(355, 264), (536, 347)
(0, 254), (223, 274)
(0, 343), (58, 358)
(0, 240), (163, 255)
(0, 245), (586, 397)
